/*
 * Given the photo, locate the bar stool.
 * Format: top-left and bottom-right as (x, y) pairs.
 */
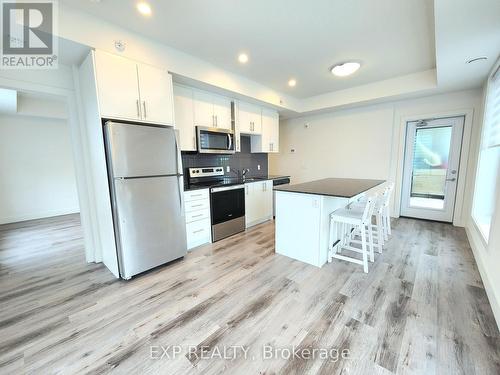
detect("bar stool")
(351, 182), (394, 243)
(348, 187), (391, 253)
(328, 196), (376, 273)
(382, 182), (395, 240)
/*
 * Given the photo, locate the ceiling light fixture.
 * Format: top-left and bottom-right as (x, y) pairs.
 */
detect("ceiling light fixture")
(330, 62), (361, 77)
(238, 53), (249, 64)
(466, 56), (488, 64)
(136, 2), (152, 16)
(288, 79), (297, 87)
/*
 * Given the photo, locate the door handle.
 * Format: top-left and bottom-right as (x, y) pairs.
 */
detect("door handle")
(446, 178), (456, 182)
(142, 101), (147, 119)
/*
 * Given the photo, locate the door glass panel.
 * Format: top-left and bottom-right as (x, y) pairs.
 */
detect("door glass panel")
(410, 126), (452, 210)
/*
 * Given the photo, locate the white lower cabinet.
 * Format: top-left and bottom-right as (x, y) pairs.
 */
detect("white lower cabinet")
(184, 189), (211, 250)
(245, 180), (273, 228)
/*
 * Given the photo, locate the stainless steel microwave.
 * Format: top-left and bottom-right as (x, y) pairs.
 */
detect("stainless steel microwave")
(196, 126), (235, 154)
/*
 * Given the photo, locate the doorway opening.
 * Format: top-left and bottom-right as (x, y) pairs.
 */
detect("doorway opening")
(400, 116), (465, 222)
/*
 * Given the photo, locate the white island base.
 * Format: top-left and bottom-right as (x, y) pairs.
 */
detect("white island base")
(275, 191), (360, 267)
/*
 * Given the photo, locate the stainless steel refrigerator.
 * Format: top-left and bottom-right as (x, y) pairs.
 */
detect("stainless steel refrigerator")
(104, 121), (187, 279)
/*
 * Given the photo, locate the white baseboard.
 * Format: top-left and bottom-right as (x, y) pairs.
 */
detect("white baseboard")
(245, 216), (273, 229)
(465, 224), (500, 330)
(0, 207), (80, 225)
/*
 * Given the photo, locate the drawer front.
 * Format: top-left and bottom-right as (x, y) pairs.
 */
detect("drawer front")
(185, 199), (210, 212)
(185, 208), (210, 223)
(184, 189), (209, 202)
(186, 218), (211, 249)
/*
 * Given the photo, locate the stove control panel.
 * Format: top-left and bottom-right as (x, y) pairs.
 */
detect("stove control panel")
(189, 167), (225, 178)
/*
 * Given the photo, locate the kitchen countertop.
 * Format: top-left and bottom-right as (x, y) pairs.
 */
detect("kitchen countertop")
(274, 178), (385, 198)
(184, 175), (290, 191)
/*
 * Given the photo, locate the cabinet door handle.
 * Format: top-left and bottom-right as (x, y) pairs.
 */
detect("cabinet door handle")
(136, 99), (141, 118)
(193, 229), (204, 234)
(215, 115), (218, 126)
(193, 137), (196, 149)
(192, 213), (204, 218)
(191, 204), (203, 208)
(142, 101), (147, 119)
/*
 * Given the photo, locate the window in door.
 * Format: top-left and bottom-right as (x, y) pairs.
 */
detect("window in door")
(409, 126), (453, 210)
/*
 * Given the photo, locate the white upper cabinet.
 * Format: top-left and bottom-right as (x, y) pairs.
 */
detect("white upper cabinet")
(193, 89), (215, 127)
(261, 108), (280, 153)
(193, 89), (232, 129)
(173, 85), (197, 151)
(137, 63), (174, 125)
(94, 51), (140, 121)
(251, 107), (279, 153)
(93, 50), (174, 125)
(238, 101), (262, 134)
(212, 94), (232, 130)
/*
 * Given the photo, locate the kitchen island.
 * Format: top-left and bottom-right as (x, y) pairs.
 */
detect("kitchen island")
(274, 178), (385, 267)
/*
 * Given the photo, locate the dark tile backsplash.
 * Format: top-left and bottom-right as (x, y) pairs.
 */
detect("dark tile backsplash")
(181, 136), (268, 182)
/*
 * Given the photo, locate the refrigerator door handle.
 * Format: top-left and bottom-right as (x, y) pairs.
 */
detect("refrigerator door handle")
(174, 130), (183, 176)
(174, 129), (184, 213)
(178, 175), (184, 214)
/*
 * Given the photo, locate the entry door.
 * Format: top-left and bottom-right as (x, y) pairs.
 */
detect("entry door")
(400, 116), (464, 222)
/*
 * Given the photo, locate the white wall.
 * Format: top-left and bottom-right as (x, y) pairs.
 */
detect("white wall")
(269, 89), (483, 225)
(0, 115), (80, 224)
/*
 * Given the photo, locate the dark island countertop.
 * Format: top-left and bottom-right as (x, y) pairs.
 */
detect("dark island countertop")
(273, 178), (385, 198)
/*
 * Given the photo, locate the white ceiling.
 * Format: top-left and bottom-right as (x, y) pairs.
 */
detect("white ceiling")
(61, 0), (437, 98)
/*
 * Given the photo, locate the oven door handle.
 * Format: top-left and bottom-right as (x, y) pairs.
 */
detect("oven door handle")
(211, 184), (244, 193)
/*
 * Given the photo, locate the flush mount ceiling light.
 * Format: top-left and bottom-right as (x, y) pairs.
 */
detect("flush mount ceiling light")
(288, 78), (297, 87)
(330, 62), (361, 77)
(136, 2), (152, 16)
(466, 56), (488, 64)
(238, 53), (249, 64)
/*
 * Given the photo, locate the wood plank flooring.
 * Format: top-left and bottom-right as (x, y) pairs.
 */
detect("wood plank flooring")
(0, 214), (498, 374)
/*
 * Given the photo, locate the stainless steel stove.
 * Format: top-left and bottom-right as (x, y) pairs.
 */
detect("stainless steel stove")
(188, 167), (245, 242)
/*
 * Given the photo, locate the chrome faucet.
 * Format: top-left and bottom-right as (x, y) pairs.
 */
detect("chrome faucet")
(230, 168), (250, 180)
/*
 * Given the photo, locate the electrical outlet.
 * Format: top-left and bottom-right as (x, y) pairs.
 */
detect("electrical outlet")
(257, 165), (261, 170)
(290, 148), (296, 154)
(226, 166), (230, 172)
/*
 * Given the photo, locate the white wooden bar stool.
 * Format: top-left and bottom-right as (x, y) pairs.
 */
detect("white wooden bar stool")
(382, 182), (395, 240)
(351, 182), (394, 245)
(348, 187), (391, 253)
(348, 196), (385, 254)
(328, 197), (376, 273)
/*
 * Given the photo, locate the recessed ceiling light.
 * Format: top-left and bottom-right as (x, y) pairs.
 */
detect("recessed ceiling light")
(137, 2), (152, 16)
(238, 53), (249, 64)
(288, 79), (297, 87)
(331, 62), (361, 77)
(466, 56), (488, 64)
